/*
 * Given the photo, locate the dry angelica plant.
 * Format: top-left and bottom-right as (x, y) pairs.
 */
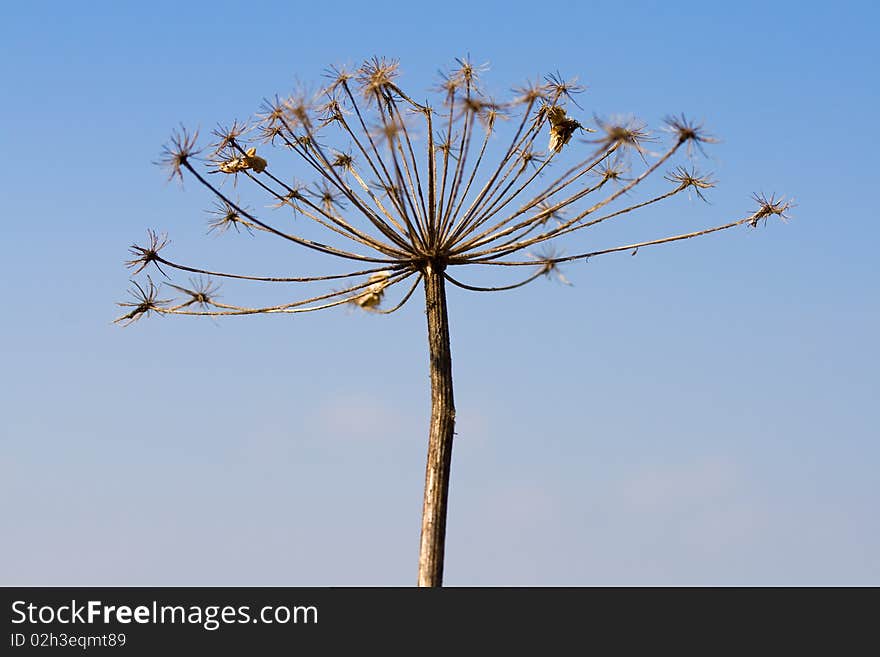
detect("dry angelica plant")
(117, 57), (791, 586)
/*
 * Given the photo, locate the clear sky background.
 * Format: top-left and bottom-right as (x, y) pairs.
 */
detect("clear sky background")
(1, 1), (877, 585)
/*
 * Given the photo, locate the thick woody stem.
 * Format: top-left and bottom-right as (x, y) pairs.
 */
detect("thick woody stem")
(417, 262), (456, 587)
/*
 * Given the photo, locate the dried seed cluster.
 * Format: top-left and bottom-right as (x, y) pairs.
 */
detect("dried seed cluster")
(122, 57), (789, 324)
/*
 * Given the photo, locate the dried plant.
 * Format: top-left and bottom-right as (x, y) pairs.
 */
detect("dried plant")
(118, 57), (791, 586)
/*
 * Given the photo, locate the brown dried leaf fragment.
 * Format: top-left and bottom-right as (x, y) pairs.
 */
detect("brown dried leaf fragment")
(354, 270), (392, 309)
(215, 147), (267, 174)
(546, 105), (584, 153)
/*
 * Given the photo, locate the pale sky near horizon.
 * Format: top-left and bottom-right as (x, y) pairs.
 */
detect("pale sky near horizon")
(2, 1), (878, 585)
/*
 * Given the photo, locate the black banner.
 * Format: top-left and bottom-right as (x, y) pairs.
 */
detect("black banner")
(1, 587), (871, 653)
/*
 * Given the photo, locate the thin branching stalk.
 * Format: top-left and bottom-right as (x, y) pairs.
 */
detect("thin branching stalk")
(123, 58), (790, 587)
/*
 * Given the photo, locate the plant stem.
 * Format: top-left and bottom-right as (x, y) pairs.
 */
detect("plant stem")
(417, 261), (456, 587)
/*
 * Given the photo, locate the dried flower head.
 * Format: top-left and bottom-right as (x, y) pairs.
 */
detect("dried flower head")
(665, 166), (717, 202)
(372, 117), (408, 146)
(518, 147), (546, 169)
(258, 97), (288, 128)
(544, 71), (586, 109)
(592, 159), (629, 184)
(749, 192), (794, 227)
(331, 151), (355, 170)
(457, 95), (488, 117)
(530, 247), (572, 285)
(323, 64), (354, 94)
(129, 57), (790, 592)
(592, 115), (653, 153)
(207, 200), (253, 234)
(211, 120), (250, 154)
(358, 57), (400, 101)
(134, 57), (789, 320)
(664, 114), (718, 156)
(167, 277), (220, 309)
(451, 56), (489, 87)
(535, 200), (567, 226)
(157, 126), (201, 181)
(283, 91), (317, 128)
(113, 277), (170, 326)
(433, 136), (460, 161)
(512, 79), (548, 106)
(311, 181), (347, 212)
(476, 99), (505, 130)
(318, 97), (348, 126)
(434, 70), (461, 98)
(258, 123), (285, 145)
(126, 230), (169, 275)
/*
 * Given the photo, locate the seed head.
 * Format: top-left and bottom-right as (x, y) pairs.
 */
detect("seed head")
(167, 277), (220, 309)
(518, 147), (546, 169)
(749, 192), (794, 227)
(211, 120), (249, 154)
(512, 79), (548, 106)
(269, 184), (307, 214)
(534, 200), (567, 226)
(126, 230), (169, 275)
(451, 56), (488, 87)
(311, 181), (347, 212)
(207, 200), (253, 234)
(358, 56), (400, 101)
(664, 114), (718, 157)
(591, 115), (653, 154)
(331, 151), (355, 170)
(544, 71), (586, 109)
(113, 277), (170, 326)
(283, 91), (316, 128)
(258, 123), (285, 145)
(258, 96), (288, 128)
(157, 126), (201, 182)
(323, 64), (354, 94)
(665, 166), (717, 202)
(530, 247), (572, 285)
(592, 159), (630, 185)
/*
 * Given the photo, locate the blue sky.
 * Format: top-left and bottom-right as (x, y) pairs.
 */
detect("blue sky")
(1, 1), (878, 585)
